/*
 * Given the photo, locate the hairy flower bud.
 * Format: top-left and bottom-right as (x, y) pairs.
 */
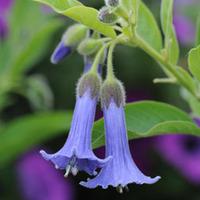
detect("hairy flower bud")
(98, 6), (118, 24)
(77, 73), (102, 98)
(77, 38), (102, 56)
(63, 24), (88, 47)
(105, 0), (119, 7)
(101, 79), (126, 108)
(50, 24), (87, 64)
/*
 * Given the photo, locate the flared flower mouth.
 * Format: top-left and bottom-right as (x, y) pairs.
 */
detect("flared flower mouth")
(40, 150), (112, 176)
(80, 175), (161, 191)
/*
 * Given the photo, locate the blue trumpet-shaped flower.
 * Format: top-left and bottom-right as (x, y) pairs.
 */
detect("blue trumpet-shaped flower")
(41, 73), (110, 177)
(81, 80), (160, 192)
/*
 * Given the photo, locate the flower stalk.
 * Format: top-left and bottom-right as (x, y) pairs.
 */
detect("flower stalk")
(126, 29), (199, 100)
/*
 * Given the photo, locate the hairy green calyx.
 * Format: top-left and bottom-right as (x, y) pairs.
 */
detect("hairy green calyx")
(77, 73), (102, 98)
(101, 79), (126, 108)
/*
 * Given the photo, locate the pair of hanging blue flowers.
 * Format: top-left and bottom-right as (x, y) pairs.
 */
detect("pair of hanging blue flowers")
(41, 0), (160, 193)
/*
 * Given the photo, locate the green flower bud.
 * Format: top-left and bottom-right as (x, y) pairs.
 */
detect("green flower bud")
(98, 6), (118, 24)
(77, 38), (102, 56)
(63, 24), (88, 47)
(101, 79), (126, 108)
(105, 0), (119, 7)
(77, 73), (102, 98)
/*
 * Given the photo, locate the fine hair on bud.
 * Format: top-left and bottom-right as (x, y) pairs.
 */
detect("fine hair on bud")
(101, 79), (126, 108)
(62, 24), (88, 47)
(77, 73), (102, 99)
(105, 0), (119, 7)
(98, 6), (118, 24)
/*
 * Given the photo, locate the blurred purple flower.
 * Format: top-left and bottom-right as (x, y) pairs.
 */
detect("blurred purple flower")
(81, 99), (160, 192)
(0, 0), (13, 13)
(157, 118), (200, 184)
(0, 17), (8, 39)
(173, 0), (197, 45)
(0, 0), (13, 39)
(173, 14), (195, 45)
(174, 0), (198, 6)
(17, 151), (73, 200)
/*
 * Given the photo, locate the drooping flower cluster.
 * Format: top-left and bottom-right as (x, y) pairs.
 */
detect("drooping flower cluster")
(81, 80), (160, 192)
(40, 1), (160, 193)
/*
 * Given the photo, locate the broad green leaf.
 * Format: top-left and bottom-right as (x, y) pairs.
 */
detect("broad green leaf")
(188, 45), (200, 81)
(136, 1), (162, 51)
(34, 0), (117, 38)
(34, 0), (82, 11)
(0, 112), (72, 165)
(62, 6), (116, 38)
(92, 101), (200, 148)
(161, 0), (179, 64)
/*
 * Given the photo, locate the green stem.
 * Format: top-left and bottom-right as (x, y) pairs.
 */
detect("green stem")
(89, 42), (111, 74)
(106, 42), (117, 81)
(96, 38), (112, 43)
(129, 33), (198, 99)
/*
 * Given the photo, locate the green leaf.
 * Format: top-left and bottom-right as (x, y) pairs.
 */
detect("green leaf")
(34, 0), (82, 11)
(0, 112), (72, 165)
(62, 6), (116, 38)
(136, 2), (162, 51)
(92, 101), (200, 148)
(188, 45), (200, 81)
(161, 0), (179, 64)
(34, 0), (117, 38)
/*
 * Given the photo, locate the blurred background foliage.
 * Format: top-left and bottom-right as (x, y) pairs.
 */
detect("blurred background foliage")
(0, 0), (200, 199)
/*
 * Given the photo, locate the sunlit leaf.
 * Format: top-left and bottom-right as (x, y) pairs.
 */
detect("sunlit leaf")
(34, 0), (82, 11)
(34, 0), (117, 38)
